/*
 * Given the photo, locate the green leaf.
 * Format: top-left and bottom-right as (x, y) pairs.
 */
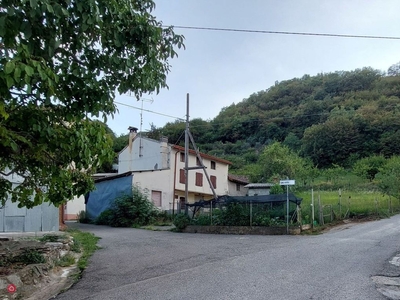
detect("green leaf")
(30, 0), (37, 8)
(5, 61), (15, 74)
(21, 21), (32, 39)
(14, 66), (22, 81)
(25, 65), (34, 77)
(6, 76), (14, 88)
(46, 4), (54, 13)
(0, 17), (5, 36)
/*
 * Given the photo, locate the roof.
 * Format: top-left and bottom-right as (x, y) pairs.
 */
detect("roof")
(228, 174), (250, 185)
(171, 145), (232, 165)
(244, 183), (274, 188)
(118, 136), (232, 166)
(93, 171), (133, 183)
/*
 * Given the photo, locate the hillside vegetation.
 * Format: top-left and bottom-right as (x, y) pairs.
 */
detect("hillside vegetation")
(110, 63), (400, 202)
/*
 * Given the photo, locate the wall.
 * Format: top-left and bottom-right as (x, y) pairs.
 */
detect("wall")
(64, 195), (85, 220)
(0, 194), (58, 232)
(133, 169), (175, 212)
(118, 137), (171, 173)
(0, 176), (59, 232)
(172, 149), (230, 202)
(183, 225), (301, 235)
(228, 181), (248, 196)
(248, 188), (271, 196)
(86, 175), (133, 219)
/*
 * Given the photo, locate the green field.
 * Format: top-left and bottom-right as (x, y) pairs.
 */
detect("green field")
(295, 175), (400, 225)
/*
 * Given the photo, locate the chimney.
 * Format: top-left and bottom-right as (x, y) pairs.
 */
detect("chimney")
(160, 136), (169, 169)
(128, 126), (138, 153)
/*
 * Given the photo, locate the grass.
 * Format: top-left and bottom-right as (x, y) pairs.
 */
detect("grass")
(295, 173), (400, 224)
(56, 253), (76, 267)
(67, 229), (101, 272)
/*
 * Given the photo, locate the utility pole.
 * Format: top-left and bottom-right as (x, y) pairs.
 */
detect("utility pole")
(184, 93), (189, 215)
(183, 93), (218, 216)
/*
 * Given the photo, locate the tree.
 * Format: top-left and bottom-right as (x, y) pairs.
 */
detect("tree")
(387, 62), (400, 76)
(257, 142), (307, 182)
(375, 156), (400, 200)
(353, 155), (386, 181)
(0, 0), (184, 207)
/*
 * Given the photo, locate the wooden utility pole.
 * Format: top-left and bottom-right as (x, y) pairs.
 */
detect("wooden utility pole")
(184, 93), (189, 215)
(183, 93), (218, 216)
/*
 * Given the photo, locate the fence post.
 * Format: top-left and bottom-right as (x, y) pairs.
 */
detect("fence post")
(338, 188), (342, 220)
(311, 189), (315, 229)
(250, 201), (252, 226)
(375, 197), (378, 215)
(318, 192), (323, 225)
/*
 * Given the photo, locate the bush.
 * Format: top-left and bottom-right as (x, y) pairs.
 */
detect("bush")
(94, 186), (159, 227)
(173, 213), (190, 230)
(77, 210), (91, 223)
(192, 214), (212, 226)
(95, 209), (114, 225)
(220, 203), (249, 226)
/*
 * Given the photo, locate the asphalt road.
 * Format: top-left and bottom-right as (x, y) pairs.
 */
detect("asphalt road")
(56, 216), (400, 300)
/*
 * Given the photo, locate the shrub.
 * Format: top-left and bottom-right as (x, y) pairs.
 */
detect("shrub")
(77, 210), (91, 223)
(192, 214), (212, 226)
(173, 213), (190, 230)
(220, 203), (249, 226)
(95, 209), (114, 225)
(95, 186), (159, 227)
(270, 184), (284, 194)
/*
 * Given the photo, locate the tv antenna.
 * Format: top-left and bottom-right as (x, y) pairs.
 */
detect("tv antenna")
(124, 92), (154, 156)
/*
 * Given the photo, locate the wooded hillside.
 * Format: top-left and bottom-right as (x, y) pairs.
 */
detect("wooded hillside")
(145, 64), (400, 171)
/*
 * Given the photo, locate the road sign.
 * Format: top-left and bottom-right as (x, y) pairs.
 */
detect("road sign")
(280, 180), (295, 186)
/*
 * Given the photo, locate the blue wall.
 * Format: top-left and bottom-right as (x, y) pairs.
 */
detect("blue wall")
(86, 175), (133, 219)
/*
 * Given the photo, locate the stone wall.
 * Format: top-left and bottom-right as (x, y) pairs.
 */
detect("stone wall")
(183, 225), (301, 235)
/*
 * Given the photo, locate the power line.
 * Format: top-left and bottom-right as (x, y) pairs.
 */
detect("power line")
(164, 25), (400, 40)
(115, 101), (185, 121)
(115, 99), (333, 128)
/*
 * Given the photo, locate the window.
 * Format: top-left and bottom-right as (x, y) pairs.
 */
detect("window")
(179, 169), (186, 184)
(236, 183), (241, 191)
(211, 161), (216, 170)
(180, 152), (185, 162)
(211, 175), (217, 189)
(180, 197), (186, 210)
(151, 191), (162, 207)
(195, 172), (203, 187)
(196, 157), (201, 166)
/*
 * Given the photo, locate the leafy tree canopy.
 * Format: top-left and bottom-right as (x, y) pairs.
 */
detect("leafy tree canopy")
(0, 0), (184, 207)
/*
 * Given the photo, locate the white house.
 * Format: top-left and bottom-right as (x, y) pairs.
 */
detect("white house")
(227, 174), (249, 196)
(245, 183), (274, 196)
(118, 128), (232, 212)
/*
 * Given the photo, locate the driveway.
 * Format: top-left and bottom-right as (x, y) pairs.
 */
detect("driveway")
(56, 216), (400, 300)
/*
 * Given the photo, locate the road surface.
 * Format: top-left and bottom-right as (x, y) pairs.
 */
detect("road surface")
(56, 216), (400, 300)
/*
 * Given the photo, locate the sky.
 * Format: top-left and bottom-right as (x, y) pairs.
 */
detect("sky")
(106, 0), (400, 136)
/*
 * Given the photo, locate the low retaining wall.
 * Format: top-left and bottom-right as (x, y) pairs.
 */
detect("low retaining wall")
(183, 225), (301, 235)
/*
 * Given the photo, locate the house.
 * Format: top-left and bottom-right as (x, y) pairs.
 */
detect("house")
(245, 183), (274, 196)
(228, 174), (249, 196)
(0, 172), (59, 232)
(117, 127), (232, 213)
